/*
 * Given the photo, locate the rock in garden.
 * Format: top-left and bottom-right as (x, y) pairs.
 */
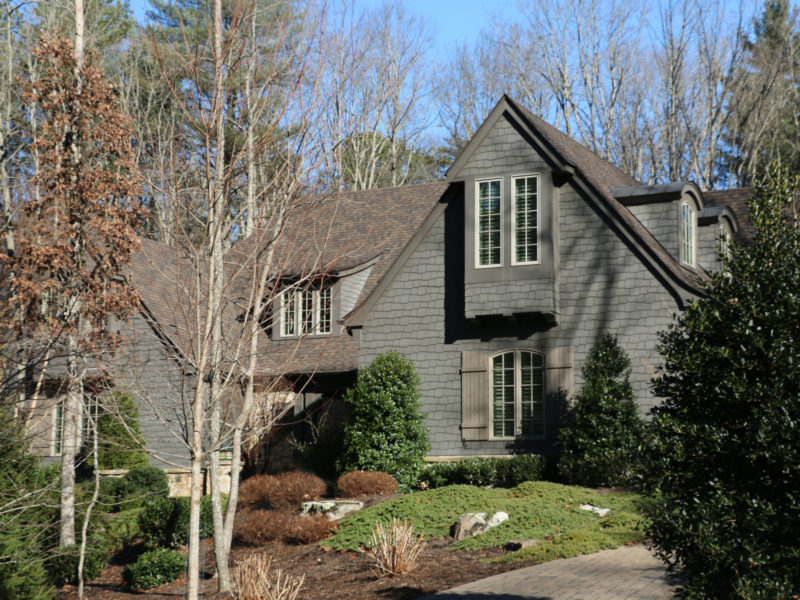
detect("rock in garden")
(451, 511), (509, 541)
(300, 500), (364, 521)
(578, 503), (610, 517)
(505, 539), (538, 551)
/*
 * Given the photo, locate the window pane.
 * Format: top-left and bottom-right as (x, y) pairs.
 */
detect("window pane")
(478, 180), (501, 266)
(492, 352), (515, 437)
(520, 351), (545, 437)
(281, 291), (295, 336)
(514, 176), (538, 263)
(318, 288), (331, 334)
(301, 290), (314, 334)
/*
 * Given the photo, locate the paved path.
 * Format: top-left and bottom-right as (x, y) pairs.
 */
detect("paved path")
(420, 545), (677, 600)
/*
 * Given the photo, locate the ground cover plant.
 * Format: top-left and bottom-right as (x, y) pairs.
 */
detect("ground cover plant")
(322, 481), (646, 561)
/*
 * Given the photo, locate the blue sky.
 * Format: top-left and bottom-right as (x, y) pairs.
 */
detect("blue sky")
(128, 0), (521, 55)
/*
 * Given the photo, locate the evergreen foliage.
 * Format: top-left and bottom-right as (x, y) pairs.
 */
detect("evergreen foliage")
(645, 165), (800, 599)
(96, 391), (148, 470)
(337, 352), (429, 491)
(138, 495), (219, 549)
(558, 334), (644, 486)
(124, 548), (185, 590)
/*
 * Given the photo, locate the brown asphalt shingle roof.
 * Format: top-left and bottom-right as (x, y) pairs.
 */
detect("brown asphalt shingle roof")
(702, 187), (754, 242)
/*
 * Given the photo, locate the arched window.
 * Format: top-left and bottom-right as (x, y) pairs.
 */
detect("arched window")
(681, 201), (696, 266)
(491, 350), (544, 438)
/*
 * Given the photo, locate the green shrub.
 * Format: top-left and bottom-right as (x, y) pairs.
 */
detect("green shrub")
(645, 166), (800, 599)
(47, 543), (109, 586)
(337, 352), (429, 491)
(138, 495), (216, 549)
(96, 390), (149, 470)
(124, 548), (185, 590)
(418, 455), (544, 489)
(559, 334), (644, 487)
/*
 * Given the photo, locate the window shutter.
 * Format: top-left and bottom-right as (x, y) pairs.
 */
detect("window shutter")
(544, 346), (574, 434)
(461, 350), (490, 441)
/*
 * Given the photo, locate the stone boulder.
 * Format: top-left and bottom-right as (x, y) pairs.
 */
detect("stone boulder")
(451, 511), (509, 541)
(300, 500), (364, 521)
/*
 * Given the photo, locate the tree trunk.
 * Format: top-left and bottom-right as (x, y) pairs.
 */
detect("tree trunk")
(59, 357), (81, 547)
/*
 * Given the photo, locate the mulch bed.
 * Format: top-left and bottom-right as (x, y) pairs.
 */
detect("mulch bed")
(61, 493), (542, 600)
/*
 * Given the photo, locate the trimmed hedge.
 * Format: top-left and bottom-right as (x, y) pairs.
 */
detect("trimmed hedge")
(418, 455), (544, 489)
(336, 471), (397, 497)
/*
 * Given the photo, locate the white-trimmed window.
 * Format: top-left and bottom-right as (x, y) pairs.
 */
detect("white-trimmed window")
(280, 287), (332, 337)
(720, 224), (732, 262)
(491, 350), (544, 438)
(476, 179), (502, 267)
(512, 175), (539, 264)
(53, 402), (64, 455)
(681, 201), (696, 267)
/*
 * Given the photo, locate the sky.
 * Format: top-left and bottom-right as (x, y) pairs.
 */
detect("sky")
(128, 0), (522, 56)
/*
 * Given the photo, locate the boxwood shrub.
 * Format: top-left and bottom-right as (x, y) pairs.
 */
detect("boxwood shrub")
(138, 495), (217, 549)
(124, 548), (185, 590)
(418, 454), (544, 489)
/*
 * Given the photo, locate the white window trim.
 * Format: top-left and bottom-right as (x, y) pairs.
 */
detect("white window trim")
(475, 178), (503, 269)
(279, 290), (296, 337)
(511, 174), (541, 266)
(489, 349), (545, 440)
(279, 287), (332, 338)
(680, 201), (696, 267)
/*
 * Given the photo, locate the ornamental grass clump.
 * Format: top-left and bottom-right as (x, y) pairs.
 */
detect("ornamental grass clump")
(231, 553), (305, 600)
(367, 518), (426, 577)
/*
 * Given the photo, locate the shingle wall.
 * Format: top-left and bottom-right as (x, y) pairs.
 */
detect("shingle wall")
(359, 117), (692, 458)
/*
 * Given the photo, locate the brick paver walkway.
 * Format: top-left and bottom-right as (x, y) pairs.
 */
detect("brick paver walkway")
(420, 544), (676, 599)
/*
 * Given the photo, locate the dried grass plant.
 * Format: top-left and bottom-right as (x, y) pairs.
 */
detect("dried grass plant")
(366, 518), (426, 577)
(231, 553), (305, 600)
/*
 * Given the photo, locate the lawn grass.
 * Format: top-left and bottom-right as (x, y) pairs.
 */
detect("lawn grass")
(321, 481), (648, 562)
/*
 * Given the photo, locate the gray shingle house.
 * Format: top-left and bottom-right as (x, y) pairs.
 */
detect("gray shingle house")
(31, 96), (751, 474)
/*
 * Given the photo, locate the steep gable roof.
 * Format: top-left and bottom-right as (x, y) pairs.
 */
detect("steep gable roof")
(500, 96), (706, 298)
(702, 187), (754, 243)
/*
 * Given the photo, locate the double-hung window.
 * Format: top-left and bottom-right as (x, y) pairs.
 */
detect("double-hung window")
(280, 287), (332, 337)
(681, 201), (696, 267)
(512, 175), (539, 264)
(476, 179), (502, 267)
(491, 350), (544, 438)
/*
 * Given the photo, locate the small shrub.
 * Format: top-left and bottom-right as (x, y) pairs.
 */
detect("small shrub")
(138, 496), (216, 548)
(284, 514), (337, 545)
(124, 548), (185, 590)
(47, 543), (109, 587)
(559, 334), (644, 487)
(266, 472), (327, 510)
(337, 352), (429, 491)
(367, 519), (425, 577)
(231, 553), (304, 600)
(234, 509), (290, 546)
(337, 471), (398, 497)
(239, 474), (274, 508)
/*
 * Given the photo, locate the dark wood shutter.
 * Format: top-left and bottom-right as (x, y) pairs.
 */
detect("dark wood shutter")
(461, 350), (490, 441)
(544, 346), (574, 435)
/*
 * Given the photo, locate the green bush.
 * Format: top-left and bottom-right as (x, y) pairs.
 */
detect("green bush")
(559, 334), (644, 486)
(418, 455), (544, 489)
(101, 465), (168, 512)
(645, 166), (800, 599)
(124, 548), (185, 590)
(337, 352), (429, 491)
(96, 390), (148, 470)
(47, 543), (109, 587)
(138, 496), (216, 549)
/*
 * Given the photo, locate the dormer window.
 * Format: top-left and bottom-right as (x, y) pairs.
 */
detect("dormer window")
(512, 175), (539, 264)
(681, 201), (696, 267)
(280, 286), (331, 337)
(476, 179), (502, 267)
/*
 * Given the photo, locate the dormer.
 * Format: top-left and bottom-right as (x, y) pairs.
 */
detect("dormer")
(612, 182), (739, 274)
(612, 182), (704, 270)
(446, 98), (563, 322)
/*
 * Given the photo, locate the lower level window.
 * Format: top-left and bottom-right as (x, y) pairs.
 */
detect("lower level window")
(492, 350), (544, 437)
